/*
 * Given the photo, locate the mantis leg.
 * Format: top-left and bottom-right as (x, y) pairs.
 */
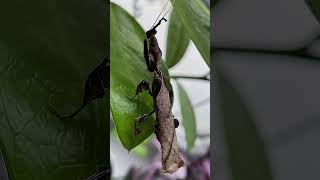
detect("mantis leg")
(127, 79), (152, 100)
(85, 164), (111, 180)
(144, 39), (155, 72)
(152, 76), (162, 98)
(134, 110), (155, 136)
(48, 103), (87, 120)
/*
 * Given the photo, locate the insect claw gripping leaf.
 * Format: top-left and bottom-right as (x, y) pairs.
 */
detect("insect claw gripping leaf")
(50, 57), (109, 119)
(127, 79), (152, 100)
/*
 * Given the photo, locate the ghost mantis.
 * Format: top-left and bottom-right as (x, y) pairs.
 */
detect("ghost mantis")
(128, 0), (184, 174)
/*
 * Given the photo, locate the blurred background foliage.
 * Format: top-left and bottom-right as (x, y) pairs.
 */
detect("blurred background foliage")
(213, 0), (320, 180)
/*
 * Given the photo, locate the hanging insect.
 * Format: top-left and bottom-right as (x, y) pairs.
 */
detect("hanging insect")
(128, 1), (184, 173)
(50, 57), (109, 119)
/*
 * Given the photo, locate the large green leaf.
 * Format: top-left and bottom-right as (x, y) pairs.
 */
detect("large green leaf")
(217, 72), (272, 180)
(165, 10), (190, 68)
(0, 1), (108, 179)
(177, 82), (196, 151)
(170, 0), (210, 66)
(305, 0), (320, 23)
(110, 3), (172, 150)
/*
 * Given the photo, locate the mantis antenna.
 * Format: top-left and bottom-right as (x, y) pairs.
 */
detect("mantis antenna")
(160, 0), (176, 21)
(151, 0), (176, 29)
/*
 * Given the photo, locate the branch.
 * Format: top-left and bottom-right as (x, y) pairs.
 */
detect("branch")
(212, 34), (320, 60)
(171, 74), (210, 81)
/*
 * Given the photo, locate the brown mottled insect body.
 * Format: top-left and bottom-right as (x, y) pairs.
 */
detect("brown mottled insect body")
(152, 71), (184, 173)
(144, 18), (167, 73)
(129, 17), (184, 173)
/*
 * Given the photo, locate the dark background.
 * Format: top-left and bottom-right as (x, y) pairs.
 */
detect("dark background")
(212, 0), (320, 180)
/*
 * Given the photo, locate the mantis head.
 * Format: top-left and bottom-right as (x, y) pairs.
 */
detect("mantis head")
(146, 18), (167, 38)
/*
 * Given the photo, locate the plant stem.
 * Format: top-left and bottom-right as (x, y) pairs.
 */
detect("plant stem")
(171, 75), (210, 81)
(212, 34), (320, 61)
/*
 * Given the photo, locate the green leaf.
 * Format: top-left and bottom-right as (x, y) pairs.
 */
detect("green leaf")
(217, 72), (272, 180)
(0, 1), (108, 180)
(110, 3), (172, 150)
(170, 0), (210, 66)
(177, 82), (196, 151)
(165, 10), (190, 68)
(305, 0), (320, 23)
(132, 144), (148, 157)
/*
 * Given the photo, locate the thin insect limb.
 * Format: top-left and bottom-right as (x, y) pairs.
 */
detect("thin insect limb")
(134, 110), (155, 136)
(49, 57), (109, 120)
(49, 103), (87, 119)
(127, 80), (152, 100)
(85, 168), (111, 180)
(151, 0), (176, 29)
(146, 17), (167, 39)
(152, 18), (167, 31)
(151, 0), (171, 28)
(160, 0), (176, 20)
